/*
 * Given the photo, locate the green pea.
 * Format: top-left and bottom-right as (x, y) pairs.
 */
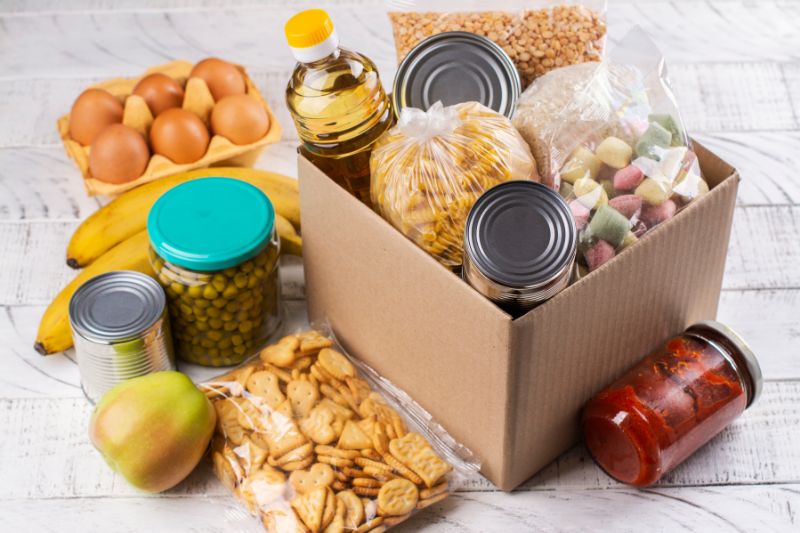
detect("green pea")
(212, 298), (227, 309)
(231, 335), (244, 347)
(207, 330), (222, 342)
(195, 299), (210, 309)
(224, 322), (238, 332)
(221, 311), (234, 322)
(196, 321), (209, 332)
(188, 285), (203, 298)
(206, 306), (221, 318)
(223, 285), (238, 299)
(234, 345), (247, 356)
(239, 320), (253, 334)
(203, 285), (218, 300)
(241, 261), (254, 273)
(209, 318), (223, 330)
(212, 274), (227, 292)
(218, 337), (232, 350)
(247, 276), (259, 289)
(234, 273), (248, 289)
(179, 303), (193, 316)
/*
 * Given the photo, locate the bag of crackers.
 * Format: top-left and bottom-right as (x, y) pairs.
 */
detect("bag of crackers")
(385, 0), (607, 87)
(201, 328), (478, 533)
(370, 101), (540, 269)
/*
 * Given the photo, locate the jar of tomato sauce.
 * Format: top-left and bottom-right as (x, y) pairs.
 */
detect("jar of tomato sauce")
(582, 321), (762, 487)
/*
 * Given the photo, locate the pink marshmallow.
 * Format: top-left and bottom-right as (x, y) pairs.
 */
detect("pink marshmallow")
(608, 195), (642, 220)
(569, 200), (591, 230)
(640, 199), (677, 228)
(613, 165), (644, 191)
(584, 239), (616, 272)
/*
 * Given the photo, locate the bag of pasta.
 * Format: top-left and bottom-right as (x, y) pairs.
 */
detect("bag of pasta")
(518, 28), (708, 275)
(202, 328), (479, 533)
(370, 101), (540, 268)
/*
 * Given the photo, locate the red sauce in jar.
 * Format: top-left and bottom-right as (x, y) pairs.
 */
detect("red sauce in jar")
(582, 321), (761, 487)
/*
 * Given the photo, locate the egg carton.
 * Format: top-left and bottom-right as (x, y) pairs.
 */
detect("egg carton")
(57, 60), (283, 197)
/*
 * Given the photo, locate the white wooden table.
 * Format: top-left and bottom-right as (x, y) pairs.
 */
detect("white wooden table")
(1, 1), (798, 531)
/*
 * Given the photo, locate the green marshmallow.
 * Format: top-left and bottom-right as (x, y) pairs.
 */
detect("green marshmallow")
(635, 121), (673, 159)
(648, 113), (684, 147)
(587, 205), (632, 248)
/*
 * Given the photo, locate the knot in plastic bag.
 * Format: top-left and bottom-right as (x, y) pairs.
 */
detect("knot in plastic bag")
(397, 101), (461, 143)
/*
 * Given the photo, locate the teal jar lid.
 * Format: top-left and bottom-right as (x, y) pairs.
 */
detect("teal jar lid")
(147, 177), (275, 271)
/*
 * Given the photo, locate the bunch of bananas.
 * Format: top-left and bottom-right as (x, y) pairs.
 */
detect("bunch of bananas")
(35, 167), (302, 355)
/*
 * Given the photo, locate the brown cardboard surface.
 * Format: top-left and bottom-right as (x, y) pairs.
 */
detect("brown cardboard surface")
(299, 143), (739, 490)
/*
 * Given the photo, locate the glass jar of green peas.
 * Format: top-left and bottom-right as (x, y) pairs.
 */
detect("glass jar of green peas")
(147, 177), (282, 366)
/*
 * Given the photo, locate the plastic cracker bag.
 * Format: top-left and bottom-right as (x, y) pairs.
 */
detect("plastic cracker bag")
(527, 28), (708, 275)
(386, 1), (607, 87)
(201, 327), (479, 533)
(370, 101), (539, 269)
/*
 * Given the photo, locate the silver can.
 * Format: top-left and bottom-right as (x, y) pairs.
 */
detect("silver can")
(69, 270), (176, 403)
(463, 181), (577, 316)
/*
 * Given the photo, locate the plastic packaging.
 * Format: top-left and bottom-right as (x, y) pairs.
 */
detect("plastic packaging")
(386, 1), (607, 87)
(370, 101), (539, 268)
(516, 28), (708, 274)
(202, 328), (478, 532)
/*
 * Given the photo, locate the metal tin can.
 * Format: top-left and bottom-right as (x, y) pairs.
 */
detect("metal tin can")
(392, 31), (520, 119)
(69, 270), (176, 403)
(463, 181), (577, 315)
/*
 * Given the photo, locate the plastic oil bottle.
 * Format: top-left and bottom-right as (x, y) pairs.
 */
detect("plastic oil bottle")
(285, 9), (394, 205)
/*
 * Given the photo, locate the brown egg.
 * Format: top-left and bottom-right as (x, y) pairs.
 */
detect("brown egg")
(69, 88), (124, 145)
(132, 73), (185, 116)
(211, 94), (270, 145)
(190, 58), (246, 101)
(150, 108), (210, 164)
(89, 124), (150, 184)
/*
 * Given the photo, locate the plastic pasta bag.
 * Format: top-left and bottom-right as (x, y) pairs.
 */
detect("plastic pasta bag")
(370, 101), (539, 268)
(201, 327), (478, 533)
(519, 28), (708, 275)
(386, 1), (607, 87)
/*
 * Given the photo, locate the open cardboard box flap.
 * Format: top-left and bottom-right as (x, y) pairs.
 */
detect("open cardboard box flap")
(299, 141), (739, 490)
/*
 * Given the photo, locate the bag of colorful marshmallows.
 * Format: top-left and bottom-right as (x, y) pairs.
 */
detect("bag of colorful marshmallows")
(514, 28), (708, 276)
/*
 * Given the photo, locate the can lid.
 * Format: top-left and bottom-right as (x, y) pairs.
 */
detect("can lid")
(393, 31), (520, 119)
(688, 320), (764, 408)
(147, 177), (275, 271)
(465, 181), (577, 289)
(69, 271), (166, 344)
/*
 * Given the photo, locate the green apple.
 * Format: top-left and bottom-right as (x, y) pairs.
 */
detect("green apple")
(89, 371), (216, 493)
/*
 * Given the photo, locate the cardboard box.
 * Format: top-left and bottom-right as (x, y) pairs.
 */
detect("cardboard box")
(299, 142), (739, 490)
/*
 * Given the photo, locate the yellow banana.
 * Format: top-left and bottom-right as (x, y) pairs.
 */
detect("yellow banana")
(275, 214), (303, 257)
(67, 167), (300, 268)
(36, 230), (155, 355)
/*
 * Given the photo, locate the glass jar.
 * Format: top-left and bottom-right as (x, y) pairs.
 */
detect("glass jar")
(582, 321), (762, 487)
(147, 177), (282, 366)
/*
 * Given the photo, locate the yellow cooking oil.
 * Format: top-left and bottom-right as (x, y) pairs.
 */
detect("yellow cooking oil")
(285, 9), (393, 205)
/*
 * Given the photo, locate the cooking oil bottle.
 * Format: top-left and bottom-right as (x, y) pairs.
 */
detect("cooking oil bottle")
(285, 9), (394, 205)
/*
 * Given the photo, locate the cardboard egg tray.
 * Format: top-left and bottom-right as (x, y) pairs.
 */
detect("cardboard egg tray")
(57, 60), (283, 197)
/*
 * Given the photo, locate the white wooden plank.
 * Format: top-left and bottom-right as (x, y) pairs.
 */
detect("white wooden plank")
(0, 142), (297, 221)
(0, 298), (309, 399)
(3, 289), (798, 402)
(0, 207), (794, 310)
(0, 64), (795, 150)
(0, 132), (797, 226)
(0, 485), (797, 533)
(1, 2), (799, 81)
(0, 382), (796, 499)
(695, 131), (800, 206)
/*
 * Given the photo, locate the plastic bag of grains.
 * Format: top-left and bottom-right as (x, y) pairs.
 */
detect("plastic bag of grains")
(386, 1), (607, 87)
